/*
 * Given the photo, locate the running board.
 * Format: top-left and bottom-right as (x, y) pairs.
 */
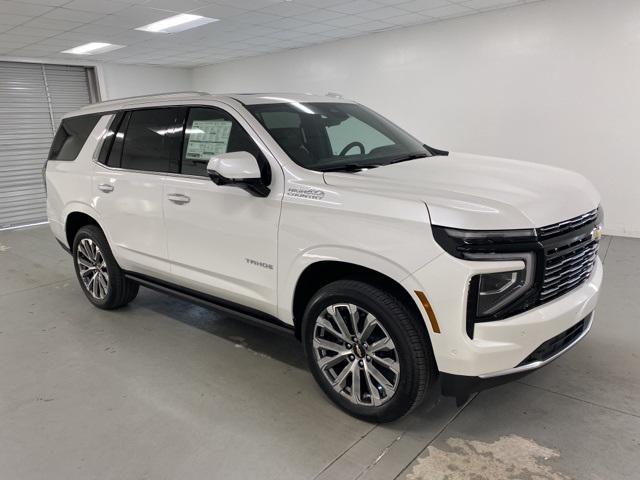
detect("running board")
(124, 272), (294, 336)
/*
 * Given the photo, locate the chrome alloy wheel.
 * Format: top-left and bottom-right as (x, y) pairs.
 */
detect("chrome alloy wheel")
(76, 238), (109, 300)
(313, 304), (400, 406)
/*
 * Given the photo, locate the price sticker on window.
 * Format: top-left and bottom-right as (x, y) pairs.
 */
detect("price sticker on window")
(185, 120), (232, 160)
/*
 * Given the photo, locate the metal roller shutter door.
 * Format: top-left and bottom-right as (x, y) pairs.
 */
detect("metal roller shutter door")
(0, 61), (94, 229)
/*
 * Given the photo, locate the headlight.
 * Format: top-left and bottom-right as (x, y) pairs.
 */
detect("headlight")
(467, 253), (535, 317)
(432, 226), (540, 337)
(432, 226), (536, 258)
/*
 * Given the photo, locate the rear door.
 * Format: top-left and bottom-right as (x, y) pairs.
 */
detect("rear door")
(93, 107), (183, 278)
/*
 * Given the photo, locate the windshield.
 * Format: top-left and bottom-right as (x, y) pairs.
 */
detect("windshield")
(246, 102), (431, 171)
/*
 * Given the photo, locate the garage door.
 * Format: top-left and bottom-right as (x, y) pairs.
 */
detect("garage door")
(0, 61), (96, 229)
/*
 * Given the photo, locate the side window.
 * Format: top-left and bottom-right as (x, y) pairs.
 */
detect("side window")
(325, 116), (394, 156)
(120, 108), (182, 173)
(49, 114), (100, 161)
(104, 112), (130, 168)
(181, 107), (263, 178)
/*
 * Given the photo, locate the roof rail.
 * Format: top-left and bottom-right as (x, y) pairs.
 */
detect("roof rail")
(82, 91), (211, 109)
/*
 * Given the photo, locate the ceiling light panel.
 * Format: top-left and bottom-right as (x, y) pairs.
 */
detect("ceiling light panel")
(135, 14), (218, 33)
(61, 42), (125, 55)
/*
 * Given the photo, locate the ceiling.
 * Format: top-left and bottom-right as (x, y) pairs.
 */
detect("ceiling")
(0, 0), (538, 67)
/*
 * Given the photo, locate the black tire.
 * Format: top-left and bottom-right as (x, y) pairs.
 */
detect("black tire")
(72, 225), (139, 309)
(302, 279), (436, 423)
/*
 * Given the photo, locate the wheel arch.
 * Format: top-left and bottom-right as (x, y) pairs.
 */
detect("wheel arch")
(63, 204), (106, 250)
(291, 260), (428, 343)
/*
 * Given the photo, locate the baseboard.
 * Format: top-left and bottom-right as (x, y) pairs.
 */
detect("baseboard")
(603, 227), (640, 239)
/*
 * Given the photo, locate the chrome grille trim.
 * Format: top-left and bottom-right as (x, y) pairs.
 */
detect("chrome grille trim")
(539, 214), (600, 303)
(538, 209), (598, 239)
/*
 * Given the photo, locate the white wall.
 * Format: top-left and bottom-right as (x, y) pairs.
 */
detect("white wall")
(192, 0), (640, 238)
(97, 63), (192, 100)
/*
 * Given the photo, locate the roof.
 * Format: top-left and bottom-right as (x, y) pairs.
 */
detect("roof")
(230, 92), (352, 105)
(74, 91), (353, 116)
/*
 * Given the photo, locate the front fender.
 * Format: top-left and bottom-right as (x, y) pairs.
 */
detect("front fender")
(277, 245), (417, 324)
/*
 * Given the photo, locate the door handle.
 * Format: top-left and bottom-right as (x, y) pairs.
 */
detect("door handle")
(98, 183), (114, 193)
(167, 193), (191, 205)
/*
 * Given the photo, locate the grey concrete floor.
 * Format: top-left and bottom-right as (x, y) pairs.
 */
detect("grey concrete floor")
(0, 227), (638, 480)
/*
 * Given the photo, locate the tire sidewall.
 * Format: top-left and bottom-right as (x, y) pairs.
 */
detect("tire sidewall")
(302, 282), (427, 422)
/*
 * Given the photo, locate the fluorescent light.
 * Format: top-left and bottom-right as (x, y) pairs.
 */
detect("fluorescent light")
(62, 42), (124, 55)
(135, 14), (217, 34)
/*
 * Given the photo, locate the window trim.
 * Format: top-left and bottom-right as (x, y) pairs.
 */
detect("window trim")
(92, 103), (277, 182)
(97, 111), (125, 166)
(106, 111), (130, 169)
(92, 114), (115, 161)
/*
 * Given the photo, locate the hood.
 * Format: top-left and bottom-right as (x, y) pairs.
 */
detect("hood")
(323, 152), (600, 230)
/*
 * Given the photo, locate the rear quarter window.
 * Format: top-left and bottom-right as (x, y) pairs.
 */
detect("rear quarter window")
(48, 114), (101, 161)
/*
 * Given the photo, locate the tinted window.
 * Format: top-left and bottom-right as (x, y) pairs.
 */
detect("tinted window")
(104, 112), (130, 168)
(49, 114), (100, 161)
(120, 108), (182, 173)
(248, 102), (430, 171)
(181, 107), (265, 178)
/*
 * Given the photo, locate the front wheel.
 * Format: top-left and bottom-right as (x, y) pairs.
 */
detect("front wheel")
(302, 279), (435, 422)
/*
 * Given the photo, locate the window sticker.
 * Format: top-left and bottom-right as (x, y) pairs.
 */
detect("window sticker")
(185, 120), (232, 160)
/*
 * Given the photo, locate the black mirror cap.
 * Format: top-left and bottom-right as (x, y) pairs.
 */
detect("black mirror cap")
(208, 170), (270, 197)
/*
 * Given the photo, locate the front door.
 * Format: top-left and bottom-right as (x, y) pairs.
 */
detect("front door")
(163, 105), (283, 316)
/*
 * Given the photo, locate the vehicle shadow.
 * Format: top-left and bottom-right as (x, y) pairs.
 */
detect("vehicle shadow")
(136, 288), (308, 370)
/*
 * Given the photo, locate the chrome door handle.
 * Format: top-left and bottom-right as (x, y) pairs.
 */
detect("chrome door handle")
(167, 193), (191, 205)
(98, 183), (114, 193)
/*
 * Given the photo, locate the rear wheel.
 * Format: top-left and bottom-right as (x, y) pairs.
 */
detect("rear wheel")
(72, 225), (139, 309)
(302, 279), (435, 422)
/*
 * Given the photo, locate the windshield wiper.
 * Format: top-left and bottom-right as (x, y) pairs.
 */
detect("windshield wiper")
(387, 152), (430, 165)
(320, 164), (382, 172)
(424, 144), (449, 156)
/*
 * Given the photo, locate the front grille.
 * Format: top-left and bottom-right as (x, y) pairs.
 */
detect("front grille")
(538, 211), (600, 303)
(538, 209), (598, 240)
(518, 317), (589, 366)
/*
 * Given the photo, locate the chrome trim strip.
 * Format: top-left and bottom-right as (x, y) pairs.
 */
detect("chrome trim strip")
(93, 160), (167, 177)
(538, 209), (598, 237)
(93, 160), (213, 181)
(478, 314), (594, 379)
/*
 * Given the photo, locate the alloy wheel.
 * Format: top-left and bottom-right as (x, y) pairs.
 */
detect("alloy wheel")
(312, 303), (400, 407)
(76, 238), (109, 300)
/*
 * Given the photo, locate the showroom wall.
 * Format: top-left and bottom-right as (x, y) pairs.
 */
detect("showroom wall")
(192, 0), (640, 238)
(0, 58), (193, 102)
(97, 63), (192, 100)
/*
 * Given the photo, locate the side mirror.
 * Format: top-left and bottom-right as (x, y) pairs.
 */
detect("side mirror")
(207, 151), (270, 197)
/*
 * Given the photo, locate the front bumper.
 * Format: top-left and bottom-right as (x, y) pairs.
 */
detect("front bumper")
(440, 312), (593, 401)
(402, 253), (602, 377)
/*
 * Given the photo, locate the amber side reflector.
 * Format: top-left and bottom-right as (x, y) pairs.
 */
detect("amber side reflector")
(414, 291), (441, 334)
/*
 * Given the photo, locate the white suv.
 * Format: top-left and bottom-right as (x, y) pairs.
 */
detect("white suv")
(45, 92), (603, 422)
